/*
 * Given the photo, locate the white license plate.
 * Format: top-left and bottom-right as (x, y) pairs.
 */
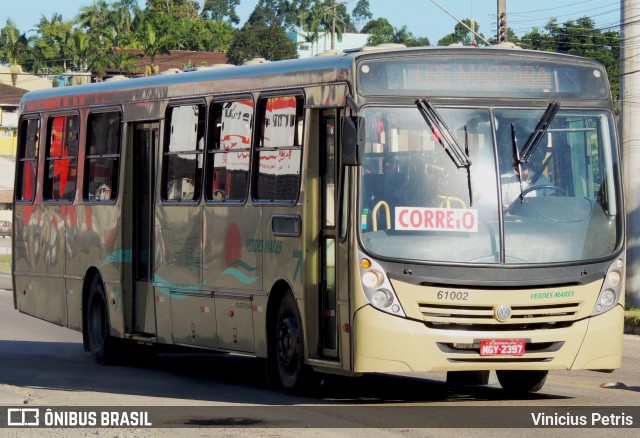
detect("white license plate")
(479, 339), (526, 356)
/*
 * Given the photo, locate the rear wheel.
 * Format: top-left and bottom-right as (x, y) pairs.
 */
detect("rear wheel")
(271, 291), (311, 392)
(86, 277), (117, 365)
(496, 370), (548, 394)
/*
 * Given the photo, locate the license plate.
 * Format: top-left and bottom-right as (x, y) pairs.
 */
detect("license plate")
(479, 339), (526, 356)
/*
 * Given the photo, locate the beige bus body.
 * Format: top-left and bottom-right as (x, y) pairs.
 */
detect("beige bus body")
(13, 46), (624, 393)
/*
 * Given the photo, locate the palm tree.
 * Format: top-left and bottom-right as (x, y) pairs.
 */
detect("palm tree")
(36, 14), (74, 72)
(301, 0), (347, 51)
(135, 22), (172, 71)
(109, 0), (140, 48)
(0, 19), (28, 85)
(76, 0), (114, 55)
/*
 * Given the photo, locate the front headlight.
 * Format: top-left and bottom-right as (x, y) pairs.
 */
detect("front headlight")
(371, 289), (394, 308)
(592, 256), (624, 316)
(358, 253), (405, 317)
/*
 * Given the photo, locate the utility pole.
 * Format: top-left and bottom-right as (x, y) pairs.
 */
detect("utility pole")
(621, 0), (640, 307)
(331, 0), (336, 50)
(497, 0), (507, 42)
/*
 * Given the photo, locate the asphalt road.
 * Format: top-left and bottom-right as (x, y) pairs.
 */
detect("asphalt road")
(0, 276), (638, 437)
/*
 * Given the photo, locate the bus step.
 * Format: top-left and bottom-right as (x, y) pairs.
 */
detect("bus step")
(126, 334), (156, 345)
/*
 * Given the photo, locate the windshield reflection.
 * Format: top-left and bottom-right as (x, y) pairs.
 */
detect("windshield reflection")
(358, 106), (620, 264)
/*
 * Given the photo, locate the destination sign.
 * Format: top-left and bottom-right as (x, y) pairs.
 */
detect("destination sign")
(358, 54), (608, 99)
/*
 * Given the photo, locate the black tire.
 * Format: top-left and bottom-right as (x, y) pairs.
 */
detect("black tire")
(86, 277), (117, 365)
(496, 370), (548, 394)
(271, 291), (311, 393)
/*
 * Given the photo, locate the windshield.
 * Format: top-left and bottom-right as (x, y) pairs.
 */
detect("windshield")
(358, 106), (621, 264)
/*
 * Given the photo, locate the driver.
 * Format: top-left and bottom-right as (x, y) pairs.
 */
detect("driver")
(501, 162), (551, 209)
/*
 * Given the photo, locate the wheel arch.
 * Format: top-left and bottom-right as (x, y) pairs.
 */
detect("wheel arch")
(265, 279), (301, 350)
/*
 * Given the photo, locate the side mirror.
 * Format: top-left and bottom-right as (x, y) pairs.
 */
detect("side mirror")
(342, 116), (365, 166)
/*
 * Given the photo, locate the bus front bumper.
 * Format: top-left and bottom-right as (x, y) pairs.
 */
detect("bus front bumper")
(352, 304), (623, 373)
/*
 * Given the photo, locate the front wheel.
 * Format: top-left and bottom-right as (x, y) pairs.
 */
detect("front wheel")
(496, 370), (548, 394)
(86, 277), (117, 365)
(270, 291), (312, 393)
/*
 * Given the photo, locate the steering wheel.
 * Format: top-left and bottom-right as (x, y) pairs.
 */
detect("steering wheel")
(520, 184), (567, 197)
(506, 184), (568, 213)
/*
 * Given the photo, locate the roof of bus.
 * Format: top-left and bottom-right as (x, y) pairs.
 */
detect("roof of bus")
(19, 45), (605, 112)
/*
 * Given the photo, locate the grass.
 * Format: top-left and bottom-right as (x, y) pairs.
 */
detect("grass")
(0, 254), (10, 273)
(625, 307), (640, 329)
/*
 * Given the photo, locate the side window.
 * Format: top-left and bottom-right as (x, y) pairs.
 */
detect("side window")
(84, 112), (121, 201)
(254, 95), (303, 202)
(44, 114), (79, 201)
(206, 99), (253, 202)
(16, 117), (40, 202)
(162, 103), (205, 202)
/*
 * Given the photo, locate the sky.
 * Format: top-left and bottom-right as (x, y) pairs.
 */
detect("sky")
(0, 0), (622, 45)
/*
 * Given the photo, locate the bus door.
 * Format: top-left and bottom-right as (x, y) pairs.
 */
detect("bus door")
(320, 111), (343, 358)
(127, 122), (158, 335)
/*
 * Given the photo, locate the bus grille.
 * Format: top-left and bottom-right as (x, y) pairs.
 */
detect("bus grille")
(419, 302), (582, 331)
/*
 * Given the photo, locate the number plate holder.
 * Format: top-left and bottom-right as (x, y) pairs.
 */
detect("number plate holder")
(479, 339), (526, 356)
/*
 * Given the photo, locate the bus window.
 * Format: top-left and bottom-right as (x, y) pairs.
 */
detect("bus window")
(44, 114), (79, 201)
(254, 95), (303, 203)
(206, 99), (252, 202)
(162, 103), (205, 202)
(16, 117), (40, 202)
(84, 111), (122, 201)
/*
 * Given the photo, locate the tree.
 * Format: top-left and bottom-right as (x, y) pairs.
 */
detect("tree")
(75, 0), (113, 56)
(135, 20), (172, 66)
(36, 14), (75, 72)
(0, 19), (28, 85)
(437, 19), (486, 46)
(362, 18), (394, 45)
(146, 0), (201, 20)
(394, 26), (429, 47)
(0, 19), (28, 66)
(247, 0), (283, 27)
(352, 0), (372, 30)
(109, 0), (140, 47)
(299, 0), (349, 51)
(361, 19), (429, 47)
(200, 20), (236, 52)
(521, 17), (620, 99)
(247, 0), (313, 31)
(202, 0), (241, 24)
(227, 24), (298, 65)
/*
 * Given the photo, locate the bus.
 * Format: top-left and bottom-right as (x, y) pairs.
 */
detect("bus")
(13, 45), (625, 394)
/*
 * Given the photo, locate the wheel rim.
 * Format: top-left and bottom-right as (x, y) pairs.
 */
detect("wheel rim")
(277, 310), (301, 376)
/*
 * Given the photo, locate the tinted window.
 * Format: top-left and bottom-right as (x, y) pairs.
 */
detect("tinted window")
(206, 99), (252, 202)
(84, 112), (121, 201)
(16, 117), (40, 202)
(254, 95), (303, 203)
(162, 103), (205, 202)
(44, 114), (79, 201)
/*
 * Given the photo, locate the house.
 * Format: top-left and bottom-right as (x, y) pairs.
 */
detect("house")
(103, 50), (229, 78)
(0, 65), (53, 91)
(0, 157), (14, 218)
(288, 32), (371, 58)
(0, 82), (29, 158)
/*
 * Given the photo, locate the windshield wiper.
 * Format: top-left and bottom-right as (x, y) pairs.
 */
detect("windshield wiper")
(511, 123), (525, 203)
(416, 99), (472, 207)
(416, 99), (471, 168)
(520, 102), (560, 163)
